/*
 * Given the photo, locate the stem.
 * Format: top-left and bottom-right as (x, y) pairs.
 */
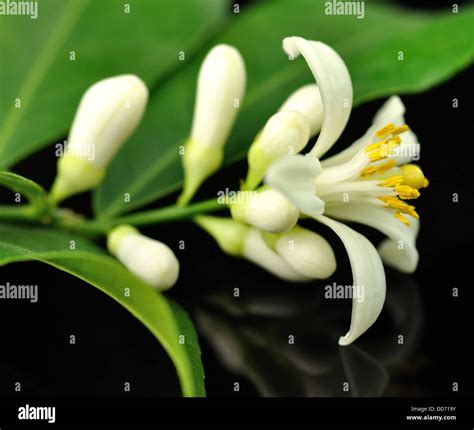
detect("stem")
(0, 205), (38, 223)
(76, 198), (225, 235)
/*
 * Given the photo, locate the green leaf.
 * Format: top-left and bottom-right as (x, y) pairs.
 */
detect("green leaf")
(0, 224), (205, 397)
(0, 171), (47, 207)
(0, 0), (228, 169)
(94, 2), (474, 217)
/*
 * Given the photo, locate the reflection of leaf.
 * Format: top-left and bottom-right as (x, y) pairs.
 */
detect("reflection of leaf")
(0, 224), (205, 397)
(0, 0), (228, 168)
(95, 2), (474, 217)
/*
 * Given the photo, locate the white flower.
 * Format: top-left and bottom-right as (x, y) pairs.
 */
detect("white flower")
(263, 36), (428, 345)
(50, 75), (148, 203)
(230, 187), (299, 233)
(107, 225), (179, 291)
(179, 44), (246, 205)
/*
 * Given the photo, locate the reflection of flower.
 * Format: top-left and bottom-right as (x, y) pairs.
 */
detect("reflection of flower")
(194, 270), (422, 397)
(197, 36), (428, 346)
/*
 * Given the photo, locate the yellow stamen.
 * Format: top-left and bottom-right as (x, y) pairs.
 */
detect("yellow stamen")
(378, 159), (397, 171)
(381, 175), (404, 187)
(379, 196), (419, 219)
(366, 137), (401, 164)
(399, 164), (428, 189)
(361, 159), (397, 177)
(423, 178), (429, 188)
(375, 123), (395, 139)
(360, 166), (377, 176)
(371, 144), (399, 162)
(379, 196), (406, 210)
(386, 136), (401, 145)
(395, 184), (420, 200)
(404, 207), (419, 219)
(365, 141), (384, 153)
(394, 212), (411, 226)
(369, 152), (386, 163)
(391, 125), (409, 135)
(365, 137), (400, 153)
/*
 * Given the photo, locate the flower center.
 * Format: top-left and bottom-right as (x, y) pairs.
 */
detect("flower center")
(315, 123), (429, 227)
(363, 123), (429, 226)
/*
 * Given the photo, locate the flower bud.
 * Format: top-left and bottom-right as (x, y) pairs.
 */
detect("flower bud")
(230, 187), (299, 233)
(50, 75), (148, 203)
(243, 228), (310, 282)
(107, 225), (179, 291)
(244, 111), (310, 190)
(264, 225), (336, 279)
(195, 216), (309, 282)
(279, 84), (323, 137)
(178, 45), (246, 205)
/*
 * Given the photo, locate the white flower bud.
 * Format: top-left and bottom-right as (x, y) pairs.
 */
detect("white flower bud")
(270, 225), (336, 279)
(195, 216), (309, 282)
(243, 228), (310, 282)
(279, 84), (323, 137)
(230, 188), (299, 233)
(191, 45), (246, 150)
(179, 45), (246, 205)
(107, 225), (179, 291)
(244, 111), (310, 190)
(50, 75), (148, 203)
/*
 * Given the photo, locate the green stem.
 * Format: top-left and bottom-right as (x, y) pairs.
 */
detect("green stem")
(0, 205), (38, 223)
(75, 198), (225, 235)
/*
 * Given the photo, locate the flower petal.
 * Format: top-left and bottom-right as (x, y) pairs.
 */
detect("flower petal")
(283, 37), (353, 158)
(265, 154), (325, 217)
(315, 215), (386, 346)
(324, 203), (419, 273)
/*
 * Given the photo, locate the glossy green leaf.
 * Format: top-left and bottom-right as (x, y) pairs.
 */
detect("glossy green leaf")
(94, 1), (474, 217)
(0, 224), (205, 397)
(0, 171), (47, 207)
(0, 0), (228, 168)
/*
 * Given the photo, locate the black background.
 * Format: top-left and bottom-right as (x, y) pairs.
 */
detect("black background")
(0, 0), (473, 417)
